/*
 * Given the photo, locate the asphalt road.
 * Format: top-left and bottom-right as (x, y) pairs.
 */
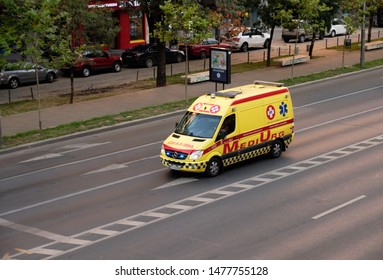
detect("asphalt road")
(1, 66), (382, 260)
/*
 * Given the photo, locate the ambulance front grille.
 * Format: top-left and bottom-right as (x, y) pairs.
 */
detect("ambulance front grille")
(165, 160), (186, 167)
(165, 150), (188, 160)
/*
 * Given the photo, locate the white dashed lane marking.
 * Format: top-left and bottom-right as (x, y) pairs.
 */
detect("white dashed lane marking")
(0, 218), (89, 246)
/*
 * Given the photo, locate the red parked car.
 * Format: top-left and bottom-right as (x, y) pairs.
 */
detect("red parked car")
(179, 38), (232, 59)
(61, 49), (123, 77)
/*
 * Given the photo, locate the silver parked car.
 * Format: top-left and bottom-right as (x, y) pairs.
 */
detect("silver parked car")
(0, 63), (59, 89)
(282, 20), (324, 43)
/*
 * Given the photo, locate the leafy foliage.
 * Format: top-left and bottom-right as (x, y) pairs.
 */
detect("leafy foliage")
(155, 0), (218, 44)
(0, 0), (64, 67)
(0, 0), (120, 104)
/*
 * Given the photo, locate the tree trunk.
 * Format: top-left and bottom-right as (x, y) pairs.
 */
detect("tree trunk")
(309, 34), (315, 58)
(156, 42), (167, 87)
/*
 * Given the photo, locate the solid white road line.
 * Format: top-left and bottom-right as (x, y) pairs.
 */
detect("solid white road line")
(294, 85), (383, 109)
(296, 106), (383, 133)
(312, 195), (367, 220)
(0, 169), (164, 217)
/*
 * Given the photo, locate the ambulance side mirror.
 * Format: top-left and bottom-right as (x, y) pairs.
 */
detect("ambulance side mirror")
(175, 122), (179, 128)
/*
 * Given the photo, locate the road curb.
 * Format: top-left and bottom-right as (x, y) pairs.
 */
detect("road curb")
(0, 109), (185, 155)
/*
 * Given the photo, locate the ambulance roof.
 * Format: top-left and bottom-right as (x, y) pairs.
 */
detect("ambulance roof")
(190, 81), (289, 116)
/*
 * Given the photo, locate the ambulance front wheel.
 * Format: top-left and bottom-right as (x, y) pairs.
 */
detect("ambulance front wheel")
(269, 140), (283, 159)
(205, 157), (222, 177)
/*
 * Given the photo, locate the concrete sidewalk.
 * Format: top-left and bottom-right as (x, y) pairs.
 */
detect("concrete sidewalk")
(1, 47), (383, 137)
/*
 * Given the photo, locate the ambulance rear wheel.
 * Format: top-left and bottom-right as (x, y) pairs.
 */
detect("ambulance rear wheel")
(205, 157), (222, 177)
(269, 140), (283, 159)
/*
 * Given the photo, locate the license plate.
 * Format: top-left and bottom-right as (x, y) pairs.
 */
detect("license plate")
(169, 164), (181, 171)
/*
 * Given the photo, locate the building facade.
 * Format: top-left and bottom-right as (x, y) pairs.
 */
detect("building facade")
(88, 0), (149, 49)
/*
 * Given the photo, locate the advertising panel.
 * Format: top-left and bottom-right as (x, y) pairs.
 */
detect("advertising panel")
(209, 48), (231, 84)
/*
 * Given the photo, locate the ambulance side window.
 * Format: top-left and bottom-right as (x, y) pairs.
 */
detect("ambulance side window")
(218, 114), (236, 140)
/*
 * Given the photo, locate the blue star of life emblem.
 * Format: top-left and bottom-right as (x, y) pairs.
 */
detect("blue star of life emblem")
(279, 102), (288, 117)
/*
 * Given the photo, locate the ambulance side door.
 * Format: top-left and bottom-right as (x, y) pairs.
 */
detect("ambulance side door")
(217, 114), (237, 157)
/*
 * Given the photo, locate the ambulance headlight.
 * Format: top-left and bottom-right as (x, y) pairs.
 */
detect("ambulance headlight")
(161, 145), (165, 155)
(189, 150), (203, 160)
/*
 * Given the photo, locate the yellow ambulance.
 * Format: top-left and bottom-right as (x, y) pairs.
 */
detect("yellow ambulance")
(160, 80), (294, 176)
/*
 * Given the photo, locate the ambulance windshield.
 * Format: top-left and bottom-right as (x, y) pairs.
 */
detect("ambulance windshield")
(175, 111), (221, 138)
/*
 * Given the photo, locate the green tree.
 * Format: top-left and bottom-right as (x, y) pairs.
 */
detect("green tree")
(135, 0), (167, 86)
(342, 0), (383, 42)
(366, 0), (383, 41)
(256, 0), (291, 66)
(281, 0), (335, 57)
(137, 0), (216, 87)
(0, 0), (63, 66)
(0, 0), (66, 130)
(248, 0), (333, 65)
(156, 0), (217, 45)
(0, 0), (120, 104)
(156, 0), (218, 100)
(54, 0), (119, 103)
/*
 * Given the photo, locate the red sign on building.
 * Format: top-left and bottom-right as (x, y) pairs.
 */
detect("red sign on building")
(88, 0), (148, 50)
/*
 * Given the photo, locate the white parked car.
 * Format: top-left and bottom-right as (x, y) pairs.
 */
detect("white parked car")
(326, 19), (348, 37)
(227, 28), (271, 52)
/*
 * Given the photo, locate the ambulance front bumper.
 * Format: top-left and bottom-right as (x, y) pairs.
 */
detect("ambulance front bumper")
(160, 156), (208, 173)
